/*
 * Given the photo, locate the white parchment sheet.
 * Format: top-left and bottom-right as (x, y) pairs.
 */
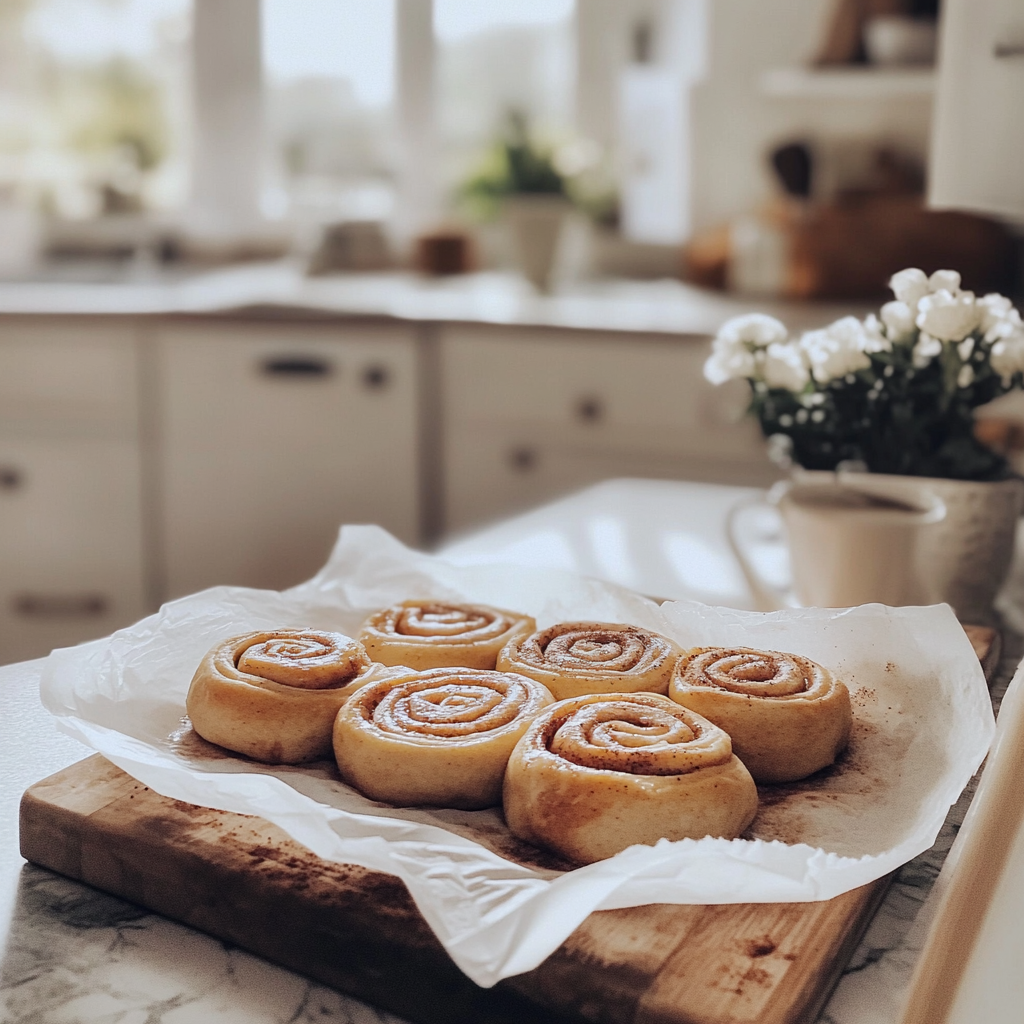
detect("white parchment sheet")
(39, 526), (995, 987)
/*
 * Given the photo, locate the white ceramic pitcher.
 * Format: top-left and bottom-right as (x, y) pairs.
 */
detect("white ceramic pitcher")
(728, 478), (947, 610)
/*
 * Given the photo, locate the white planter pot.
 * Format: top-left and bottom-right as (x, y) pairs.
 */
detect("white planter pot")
(830, 471), (1024, 622)
(503, 194), (570, 292)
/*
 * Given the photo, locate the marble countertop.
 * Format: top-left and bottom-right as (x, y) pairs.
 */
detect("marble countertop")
(0, 262), (867, 337)
(1, 478), (1016, 1024)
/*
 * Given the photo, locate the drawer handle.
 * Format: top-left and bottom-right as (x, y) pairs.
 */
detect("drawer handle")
(361, 364), (391, 390)
(0, 466), (24, 491)
(575, 396), (605, 424)
(260, 356), (334, 378)
(14, 593), (109, 619)
(994, 43), (1024, 59)
(508, 446), (538, 472)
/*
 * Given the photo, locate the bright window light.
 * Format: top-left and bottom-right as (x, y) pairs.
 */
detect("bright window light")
(261, 0), (395, 107)
(434, 0), (574, 42)
(23, 0), (188, 62)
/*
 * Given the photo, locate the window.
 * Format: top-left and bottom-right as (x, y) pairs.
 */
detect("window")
(0, 0), (190, 219)
(434, 0), (576, 194)
(261, 0), (397, 223)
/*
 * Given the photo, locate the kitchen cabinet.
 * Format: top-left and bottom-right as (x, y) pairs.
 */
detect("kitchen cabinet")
(0, 321), (146, 662)
(156, 322), (420, 598)
(0, 307), (778, 663)
(441, 325), (776, 534)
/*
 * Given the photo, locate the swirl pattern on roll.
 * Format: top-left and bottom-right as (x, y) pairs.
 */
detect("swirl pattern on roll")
(186, 630), (379, 765)
(669, 646), (853, 784)
(359, 601), (536, 670)
(679, 647), (830, 701)
(547, 697), (729, 775)
(231, 631), (371, 690)
(333, 667), (553, 809)
(503, 692), (758, 864)
(369, 671), (537, 738)
(497, 621), (682, 699)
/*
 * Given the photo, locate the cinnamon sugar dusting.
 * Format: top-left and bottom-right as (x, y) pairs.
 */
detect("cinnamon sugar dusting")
(745, 937), (777, 958)
(745, 704), (918, 855)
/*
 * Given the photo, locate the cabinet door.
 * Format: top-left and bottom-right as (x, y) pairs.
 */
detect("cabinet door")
(0, 436), (146, 664)
(442, 326), (767, 455)
(159, 324), (419, 598)
(0, 320), (138, 430)
(443, 423), (778, 536)
(441, 326), (774, 534)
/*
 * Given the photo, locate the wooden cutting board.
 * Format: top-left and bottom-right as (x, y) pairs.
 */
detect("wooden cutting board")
(19, 626), (999, 1024)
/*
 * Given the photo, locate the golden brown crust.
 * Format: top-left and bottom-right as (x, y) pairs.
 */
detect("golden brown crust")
(359, 601), (536, 670)
(333, 667), (553, 809)
(503, 692), (758, 864)
(496, 621), (683, 700)
(669, 647), (853, 783)
(186, 630), (380, 764)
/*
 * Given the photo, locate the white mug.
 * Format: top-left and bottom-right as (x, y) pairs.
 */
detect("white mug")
(728, 480), (947, 610)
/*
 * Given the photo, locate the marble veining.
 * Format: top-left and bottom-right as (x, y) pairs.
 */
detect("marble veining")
(817, 627), (1022, 1024)
(1, 866), (406, 1024)
(2, 632), (1018, 1024)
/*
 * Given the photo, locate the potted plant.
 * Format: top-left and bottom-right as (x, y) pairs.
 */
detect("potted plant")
(705, 267), (1024, 620)
(460, 112), (595, 292)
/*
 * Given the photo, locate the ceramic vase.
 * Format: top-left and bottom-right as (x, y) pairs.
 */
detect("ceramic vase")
(503, 194), (570, 292)
(830, 471), (1024, 623)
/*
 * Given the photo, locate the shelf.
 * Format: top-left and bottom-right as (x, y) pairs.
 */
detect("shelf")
(760, 66), (935, 100)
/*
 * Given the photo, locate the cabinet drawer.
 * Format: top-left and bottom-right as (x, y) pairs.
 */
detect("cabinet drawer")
(443, 425), (779, 535)
(0, 435), (146, 663)
(443, 326), (710, 432)
(158, 324), (420, 597)
(0, 321), (138, 430)
(443, 326), (768, 463)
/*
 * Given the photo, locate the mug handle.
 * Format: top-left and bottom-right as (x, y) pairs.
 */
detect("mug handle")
(725, 485), (789, 612)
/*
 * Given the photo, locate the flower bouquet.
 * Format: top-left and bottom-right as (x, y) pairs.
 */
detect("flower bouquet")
(705, 268), (1024, 481)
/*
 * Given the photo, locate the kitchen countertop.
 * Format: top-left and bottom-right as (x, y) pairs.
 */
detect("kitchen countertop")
(0, 262), (868, 336)
(1, 478), (1015, 1024)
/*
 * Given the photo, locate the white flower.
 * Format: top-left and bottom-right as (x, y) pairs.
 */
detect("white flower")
(978, 292), (1024, 343)
(704, 346), (755, 384)
(715, 313), (788, 349)
(958, 337), (975, 361)
(916, 289), (981, 342)
(862, 313), (893, 352)
(958, 364), (975, 388)
(888, 267), (966, 321)
(705, 313), (789, 384)
(929, 269), (962, 294)
(765, 432), (793, 467)
(977, 293), (1013, 329)
(762, 341), (809, 391)
(880, 301), (916, 341)
(889, 268), (931, 308)
(912, 332), (943, 368)
(799, 316), (872, 384)
(990, 331), (1024, 383)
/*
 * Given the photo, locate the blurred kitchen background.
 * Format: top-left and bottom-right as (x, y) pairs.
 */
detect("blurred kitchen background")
(0, 0), (1019, 663)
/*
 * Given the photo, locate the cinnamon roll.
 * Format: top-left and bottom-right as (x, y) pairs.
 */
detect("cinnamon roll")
(186, 630), (380, 764)
(333, 667), (553, 809)
(359, 600), (536, 670)
(496, 621), (682, 700)
(503, 692), (758, 865)
(669, 647), (852, 783)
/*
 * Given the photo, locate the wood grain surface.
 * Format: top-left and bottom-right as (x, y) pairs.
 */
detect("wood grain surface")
(19, 626), (998, 1024)
(20, 755), (889, 1024)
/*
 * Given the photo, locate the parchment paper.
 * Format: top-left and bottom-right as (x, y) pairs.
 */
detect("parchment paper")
(39, 525), (995, 987)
